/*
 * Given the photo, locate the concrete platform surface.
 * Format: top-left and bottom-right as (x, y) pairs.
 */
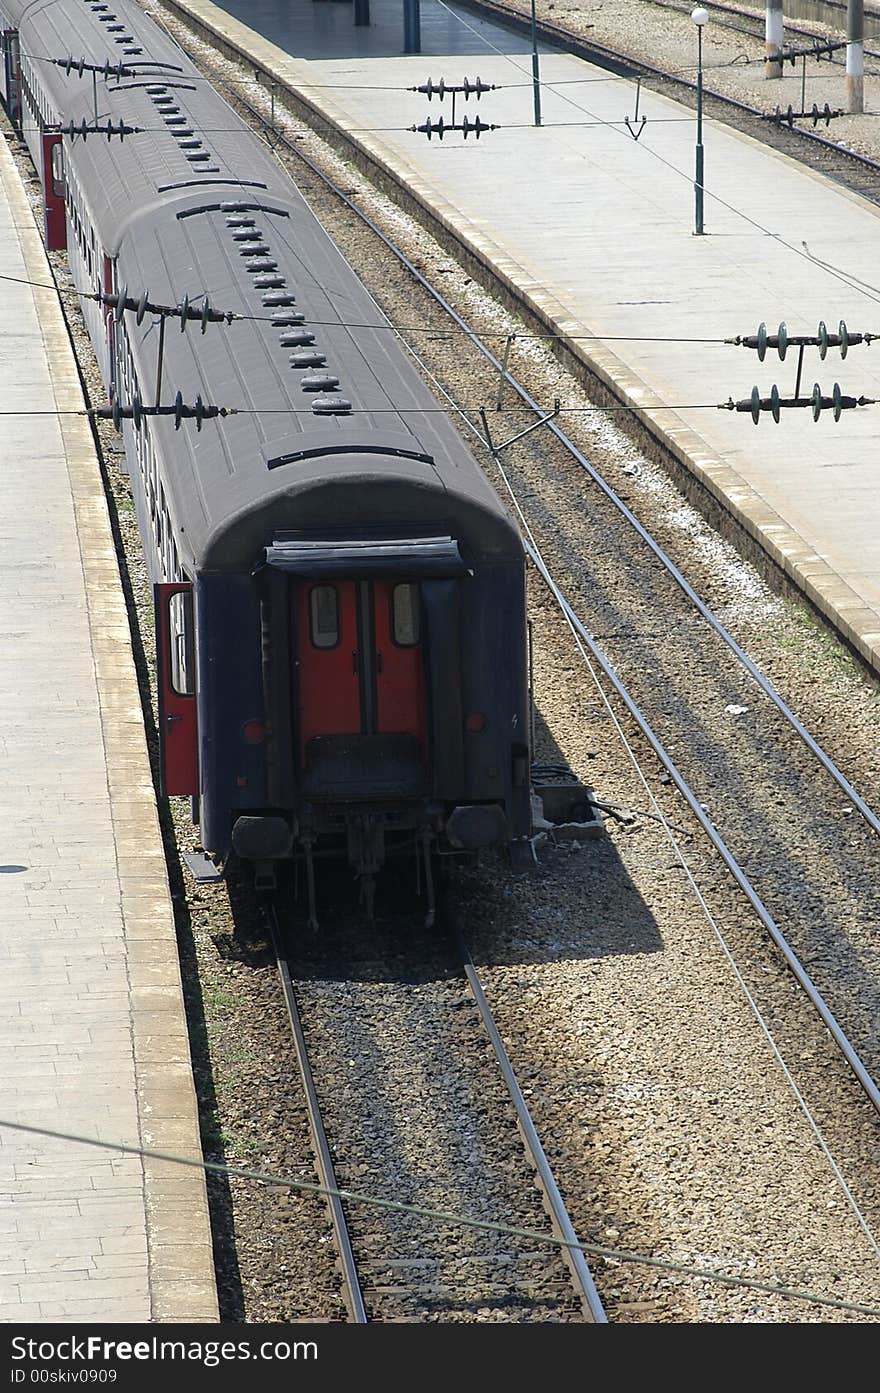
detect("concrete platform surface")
(0, 134), (217, 1323)
(175, 0), (880, 673)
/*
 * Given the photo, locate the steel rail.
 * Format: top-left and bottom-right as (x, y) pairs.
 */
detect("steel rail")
(179, 5), (880, 1106)
(456, 935), (608, 1323)
(267, 909), (368, 1323)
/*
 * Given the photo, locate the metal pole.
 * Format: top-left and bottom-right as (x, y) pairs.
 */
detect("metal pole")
(765, 0), (783, 78)
(695, 25), (704, 234)
(530, 0), (542, 127)
(847, 0), (864, 114)
(403, 0), (421, 55)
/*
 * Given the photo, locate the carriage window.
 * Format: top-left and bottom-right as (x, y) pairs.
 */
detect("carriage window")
(309, 585), (339, 649)
(168, 589), (194, 696)
(50, 141), (64, 197)
(391, 583), (420, 647)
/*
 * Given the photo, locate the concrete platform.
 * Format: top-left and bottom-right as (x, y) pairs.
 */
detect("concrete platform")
(171, 0), (880, 674)
(0, 134), (217, 1322)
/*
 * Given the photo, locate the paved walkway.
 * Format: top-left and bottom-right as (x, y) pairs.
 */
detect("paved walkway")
(0, 135), (217, 1322)
(176, 0), (880, 672)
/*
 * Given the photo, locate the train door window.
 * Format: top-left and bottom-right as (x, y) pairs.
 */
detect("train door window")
(391, 583), (420, 647)
(168, 588), (194, 695)
(50, 141), (63, 197)
(309, 584), (339, 649)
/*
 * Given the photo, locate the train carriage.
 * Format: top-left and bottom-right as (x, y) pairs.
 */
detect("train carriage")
(2, 0), (533, 921)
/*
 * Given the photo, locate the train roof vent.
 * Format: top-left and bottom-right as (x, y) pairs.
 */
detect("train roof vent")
(186, 151), (211, 163)
(254, 275), (286, 290)
(300, 372), (340, 392)
(124, 47), (143, 55)
(239, 243), (270, 256)
(262, 291), (296, 307)
(106, 22), (124, 30)
(246, 260), (278, 273)
(271, 311), (305, 326)
(170, 126), (194, 138)
(227, 216), (256, 227)
(232, 228), (261, 240)
(311, 395), (352, 416)
(289, 349), (327, 369)
(280, 330), (316, 348)
(164, 117), (188, 127)
(146, 85), (167, 94)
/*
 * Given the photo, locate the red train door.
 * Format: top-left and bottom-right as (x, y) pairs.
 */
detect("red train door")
(295, 580), (361, 756)
(294, 578), (425, 763)
(41, 132), (65, 250)
(155, 582), (199, 796)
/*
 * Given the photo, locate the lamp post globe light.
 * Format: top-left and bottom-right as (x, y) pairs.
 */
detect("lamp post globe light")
(692, 6), (708, 235)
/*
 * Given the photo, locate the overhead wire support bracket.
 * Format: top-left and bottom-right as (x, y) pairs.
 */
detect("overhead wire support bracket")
(721, 385), (876, 423)
(48, 55), (139, 81)
(53, 118), (142, 141)
(724, 318), (877, 422)
(495, 334), (516, 411)
(90, 288), (237, 409)
(762, 101), (842, 128)
(765, 37), (846, 66)
(95, 391), (234, 432)
(727, 320), (877, 360)
(479, 399), (561, 457)
(624, 77), (647, 141)
(412, 115), (499, 140)
(763, 36), (847, 117)
(92, 287), (237, 331)
(410, 76), (498, 139)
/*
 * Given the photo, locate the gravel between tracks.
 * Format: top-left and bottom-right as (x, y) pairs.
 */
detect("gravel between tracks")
(33, 0), (880, 1320)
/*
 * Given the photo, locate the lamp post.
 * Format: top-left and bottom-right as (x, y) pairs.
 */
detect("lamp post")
(692, 6), (708, 235)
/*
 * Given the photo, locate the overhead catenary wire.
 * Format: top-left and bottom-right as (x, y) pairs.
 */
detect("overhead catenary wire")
(0, 1111), (877, 1319)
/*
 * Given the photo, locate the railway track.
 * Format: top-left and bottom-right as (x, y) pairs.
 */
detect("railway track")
(267, 904), (607, 1322)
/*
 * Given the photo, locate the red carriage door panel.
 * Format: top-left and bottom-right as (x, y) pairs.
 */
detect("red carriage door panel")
(42, 132), (65, 250)
(373, 580), (425, 744)
(295, 581), (360, 758)
(155, 582), (199, 796)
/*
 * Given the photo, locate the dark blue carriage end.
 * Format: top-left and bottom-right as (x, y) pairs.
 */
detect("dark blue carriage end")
(232, 814), (293, 860)
(446, 804), (508, 850)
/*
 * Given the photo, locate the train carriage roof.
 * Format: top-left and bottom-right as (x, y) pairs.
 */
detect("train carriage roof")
(15, 0), (523, 571)
(117, 189), (521, 570)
